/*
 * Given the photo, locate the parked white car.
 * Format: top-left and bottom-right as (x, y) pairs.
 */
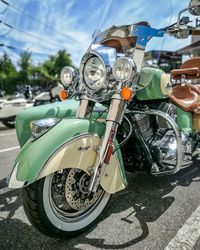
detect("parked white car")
(0, 83), (63, 128)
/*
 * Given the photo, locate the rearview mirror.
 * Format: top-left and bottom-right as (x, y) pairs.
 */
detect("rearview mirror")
(189, 0), (200, 16)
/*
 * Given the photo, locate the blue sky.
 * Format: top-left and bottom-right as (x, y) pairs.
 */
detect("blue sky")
(0, 0), (192, 67)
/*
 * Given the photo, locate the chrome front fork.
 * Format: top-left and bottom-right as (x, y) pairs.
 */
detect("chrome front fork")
(76, 95), (89, 118)
(89, 94), (127, 192)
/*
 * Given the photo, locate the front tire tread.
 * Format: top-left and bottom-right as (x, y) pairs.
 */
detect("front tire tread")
(22, 180), (52, 237)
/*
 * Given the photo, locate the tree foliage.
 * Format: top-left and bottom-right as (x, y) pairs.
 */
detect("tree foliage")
(42, 49), (73, 77)
(0, 49), (73, 94)
(18, 50), (32, 84)
(0, 54), (17, 93)
(0, 54), (17, 79)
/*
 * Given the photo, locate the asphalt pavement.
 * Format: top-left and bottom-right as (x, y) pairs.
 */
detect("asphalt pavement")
(0, 122), (200, 250)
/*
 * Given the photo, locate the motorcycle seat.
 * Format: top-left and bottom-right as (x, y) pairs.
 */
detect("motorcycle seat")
(171, 67), (199, 80)
(170, 85), (200, 112)
(170, 57), (200, 80)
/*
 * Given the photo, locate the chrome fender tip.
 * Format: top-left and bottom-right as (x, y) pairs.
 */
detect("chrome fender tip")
(7, 162), (25, 188)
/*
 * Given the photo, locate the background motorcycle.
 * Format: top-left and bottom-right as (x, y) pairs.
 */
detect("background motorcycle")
(0, 89), (6, 110)
(0, 82), (63, 128)
(8, 0), (200, 238)
(0, 89), (6, 98)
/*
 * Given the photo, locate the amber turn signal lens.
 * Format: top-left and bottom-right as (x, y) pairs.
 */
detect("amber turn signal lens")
(59, 90), (68, 101)
(120, 87), (133, 101)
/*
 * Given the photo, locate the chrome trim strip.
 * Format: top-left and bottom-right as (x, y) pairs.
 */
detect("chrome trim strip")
(129, 109), (182, 175)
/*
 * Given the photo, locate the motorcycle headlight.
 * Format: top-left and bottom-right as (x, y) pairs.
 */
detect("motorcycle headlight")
(113, 57), (136, 82)
(31, 118), (61, 141)
(83, 56), (106, 91)
(60, 66), (78, 87)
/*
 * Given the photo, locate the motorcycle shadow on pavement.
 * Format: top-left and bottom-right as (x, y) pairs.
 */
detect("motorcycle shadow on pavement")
(0, 160), (200, 250)
(0, 178), (59, 249)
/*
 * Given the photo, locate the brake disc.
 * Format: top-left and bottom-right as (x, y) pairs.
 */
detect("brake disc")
(65, 168), (102, 210)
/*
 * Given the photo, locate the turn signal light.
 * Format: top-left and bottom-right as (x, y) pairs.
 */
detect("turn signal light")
(59, 90), (68, 101)
(120, 87), (133, 101)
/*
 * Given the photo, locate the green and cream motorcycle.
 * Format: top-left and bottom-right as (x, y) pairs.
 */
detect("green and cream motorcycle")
(8, 0), (200, 237)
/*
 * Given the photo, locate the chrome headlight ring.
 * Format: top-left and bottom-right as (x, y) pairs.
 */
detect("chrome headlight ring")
(80, 52), (111, 94)
(112, 57), (137, 82)
(83, 56), (106, 91)
(60, 66), (78, 88)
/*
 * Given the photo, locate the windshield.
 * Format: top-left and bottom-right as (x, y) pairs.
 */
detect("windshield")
(89, 0), (193, 72)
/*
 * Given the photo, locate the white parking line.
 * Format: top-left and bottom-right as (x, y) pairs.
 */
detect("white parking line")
(165, 205), (200, 250)
(0, 132), (16, 137)
(0, 146), (20, 153)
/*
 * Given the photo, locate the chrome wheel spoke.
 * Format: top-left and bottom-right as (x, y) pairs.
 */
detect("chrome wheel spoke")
(49, 169), (104, 221)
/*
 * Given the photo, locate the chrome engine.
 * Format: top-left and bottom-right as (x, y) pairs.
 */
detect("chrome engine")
(151, 130), (192, 170)
(136, 102), (192, 172)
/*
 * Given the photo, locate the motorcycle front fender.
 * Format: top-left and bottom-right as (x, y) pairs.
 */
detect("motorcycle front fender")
(16, 100), (79, 147)
(8, 118), (127, 194)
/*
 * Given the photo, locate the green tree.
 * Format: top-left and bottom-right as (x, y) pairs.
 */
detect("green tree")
(0, 53), (17, 79)
(42, 49), (72, 78)
(18, 50), (32, 84)
(0, 53), (17, 93)
(54, 50), (72, 76)
(42, 55), (56, 77)
(0, 48), (74, 93)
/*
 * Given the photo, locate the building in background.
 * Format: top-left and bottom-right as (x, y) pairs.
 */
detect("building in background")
(177, 35), (200, 57)
(177, 17), (200, 57)
(145, 35), (200, 73)
(144, 50), (182, 73)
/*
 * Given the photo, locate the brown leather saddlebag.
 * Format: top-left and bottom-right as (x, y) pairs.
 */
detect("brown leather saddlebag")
(193, 113), (200, 131)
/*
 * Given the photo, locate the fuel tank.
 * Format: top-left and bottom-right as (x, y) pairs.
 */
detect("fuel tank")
(136, 67), (172, 100)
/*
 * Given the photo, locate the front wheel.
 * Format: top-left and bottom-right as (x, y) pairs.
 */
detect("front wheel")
(22, 169), (111, 238)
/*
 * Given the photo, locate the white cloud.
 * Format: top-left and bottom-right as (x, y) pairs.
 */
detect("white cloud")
(1, 0), (195, 67)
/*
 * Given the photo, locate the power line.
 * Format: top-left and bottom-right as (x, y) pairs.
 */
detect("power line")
(0, 20), (12, 38)
(0, 3), (8, 14)
(0, 27), (11, 36)
(0, 49), (20, 61)
(0, 43), (50, 57)
(0, 43), (14, 49)
(0, 0), (77, 42)
(0, 19), (62, 49)
(0, 45), (49, 65)
(0, 19), (12, 36)
(0, 19), (11, 28)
